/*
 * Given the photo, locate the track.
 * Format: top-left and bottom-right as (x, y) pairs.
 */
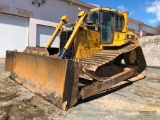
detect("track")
(0, 66), (160, 119)
(79, 44), (147, 81)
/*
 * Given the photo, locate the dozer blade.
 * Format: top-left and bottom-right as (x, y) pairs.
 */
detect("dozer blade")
(5, 50), (79, 110)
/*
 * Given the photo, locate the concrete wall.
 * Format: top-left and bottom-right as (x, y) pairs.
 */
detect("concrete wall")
(28, 18), (58, 47)
(0, 0), (89, 23)
(0, 0), (90, 47)
(141, 25), (158, 35)
(128, 21), (140, 34)
(138, 35), (160, 67)
(0, 0), (159, 50)
(128, 19), (158, 35)
(0, 0), (158, 36)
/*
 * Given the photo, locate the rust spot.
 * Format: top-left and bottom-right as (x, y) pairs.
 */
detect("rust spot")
(0, 5), (9, 13)
(0, 5), (32, 17)
(24, 47), (49, 56)
(62, 101), (67, 111)
(17, 9), (32, 17)
(6, 50), (79, 110)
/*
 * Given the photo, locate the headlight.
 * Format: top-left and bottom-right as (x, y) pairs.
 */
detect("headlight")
(127, 35), (135, 39)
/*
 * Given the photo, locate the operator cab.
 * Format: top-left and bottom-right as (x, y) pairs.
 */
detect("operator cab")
(89, 9), (124, 44)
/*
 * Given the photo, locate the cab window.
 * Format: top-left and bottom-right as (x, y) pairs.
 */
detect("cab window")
(115, 14), (124, 31)
(90, 12), (99, 24)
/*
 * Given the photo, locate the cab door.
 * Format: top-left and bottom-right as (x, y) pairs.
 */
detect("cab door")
(101, 12), (114, 44)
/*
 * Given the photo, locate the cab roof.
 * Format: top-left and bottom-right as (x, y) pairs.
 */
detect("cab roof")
(90, 7), (128, 15)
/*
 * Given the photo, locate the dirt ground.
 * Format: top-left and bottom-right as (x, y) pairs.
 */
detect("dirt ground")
(0, 59), (160, 120)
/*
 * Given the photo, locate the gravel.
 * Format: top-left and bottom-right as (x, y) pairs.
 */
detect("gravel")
(0, 59), (159, 120)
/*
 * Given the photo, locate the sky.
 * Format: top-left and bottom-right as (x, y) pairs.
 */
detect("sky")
(81, 0), (160, 27)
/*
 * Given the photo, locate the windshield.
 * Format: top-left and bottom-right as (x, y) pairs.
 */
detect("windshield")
(90, 12), (99, 24)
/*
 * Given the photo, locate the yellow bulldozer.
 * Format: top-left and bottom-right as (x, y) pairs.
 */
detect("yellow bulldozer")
(5, 7), (146, 110)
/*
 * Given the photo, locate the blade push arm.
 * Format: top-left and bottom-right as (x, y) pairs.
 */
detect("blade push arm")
(59, 11), (88, 58)
(46, 16), (70, 48)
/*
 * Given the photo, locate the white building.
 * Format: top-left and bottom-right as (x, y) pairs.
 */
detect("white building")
(0, 0), (158, 57)
(128, 18), (158, 36)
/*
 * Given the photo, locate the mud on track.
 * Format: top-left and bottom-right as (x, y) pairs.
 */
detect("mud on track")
(0, 59), (160, 120)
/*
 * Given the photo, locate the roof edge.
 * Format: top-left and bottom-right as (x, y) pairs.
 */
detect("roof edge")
(63, 0), (157, 31)
(64, 0), (96, 9)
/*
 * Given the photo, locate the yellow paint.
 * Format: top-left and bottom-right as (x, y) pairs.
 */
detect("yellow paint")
(64, 11), (88, 50)
(90, 7), (125, 14)
(72, 7), (138, 59)
(50, 7), (139, 59)
(45, 15), (69, 48)
(74, 30), (101, 58)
